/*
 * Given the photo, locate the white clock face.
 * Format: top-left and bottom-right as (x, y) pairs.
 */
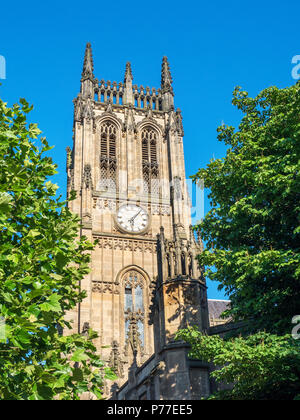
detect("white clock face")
(116, 204), (149, 234)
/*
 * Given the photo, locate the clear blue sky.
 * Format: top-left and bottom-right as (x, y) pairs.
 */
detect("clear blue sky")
(1, 0), (299, 299)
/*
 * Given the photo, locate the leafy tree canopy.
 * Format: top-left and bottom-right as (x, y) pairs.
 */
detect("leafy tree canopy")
(193, 83), (300, 334)
(0, 98), (116, 400)
(177, 328), (300, 400)
(180, 83), (300, 400)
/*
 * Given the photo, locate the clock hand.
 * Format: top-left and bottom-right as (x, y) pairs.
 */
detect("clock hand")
(133, 209), (142, 220)
(128, 209), (142, 224)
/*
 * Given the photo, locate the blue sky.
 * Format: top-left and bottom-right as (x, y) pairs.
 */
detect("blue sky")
(1, 0), (299, 299)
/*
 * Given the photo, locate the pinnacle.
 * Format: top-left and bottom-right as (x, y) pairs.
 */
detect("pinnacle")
(82, 42), (94, 79)
(124, 61), (133, 83)
(161, 56), (173, 93)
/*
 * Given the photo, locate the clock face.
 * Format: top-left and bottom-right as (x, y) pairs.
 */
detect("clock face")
(116, 204), (149, 234)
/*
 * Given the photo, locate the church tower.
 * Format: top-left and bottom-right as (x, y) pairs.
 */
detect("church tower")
(66, 43), (209, 398)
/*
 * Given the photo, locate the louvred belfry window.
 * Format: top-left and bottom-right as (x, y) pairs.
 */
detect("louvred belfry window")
(141, 127), (159, 196)
(99, 121), (117, 191)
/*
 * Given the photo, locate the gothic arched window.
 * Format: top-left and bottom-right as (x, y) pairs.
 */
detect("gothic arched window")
(141, 127), (159, 196)
(99, 121), (117, 191)
(123, 271), (145, 349)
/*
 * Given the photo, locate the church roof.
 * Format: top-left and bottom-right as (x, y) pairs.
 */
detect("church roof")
(208, 299), (231, 321)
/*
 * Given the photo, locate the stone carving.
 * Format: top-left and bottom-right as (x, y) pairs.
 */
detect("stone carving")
(161, 205), (171, 215)
(103, 238), (113, 249)
(82, 212), (92, 228)
(95, 198), (117, 212)
(144, 243), (154, 253)
(151, 204), (171, 215)
(166, 283), (180, 306)
(66, 167), (75, 195)
(124, 313), (144, 358)
(151, 205), (160, 215)
(81, 322), (90, 336)
(145, 106), (153, 120)
(109, 341), (125, 378)
(176, 108), (184, 136)
(92, 281), (120, 294)
(123, 240), (133, 251)
(123, 105), (137, 133)
(167, 109), (178, 134)
(83, 98), (94, 121)
(114, 240), (123, 250)
(133, 242), (143, 252)
(105, 100), (113, 114)
(94, 236), (155, 254)
(66, 146), (72, 169)
(74, 96), (83, 122)
(82, 164), (93, 189)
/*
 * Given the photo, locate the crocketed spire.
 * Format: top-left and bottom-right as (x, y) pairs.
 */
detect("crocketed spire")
(124, 61), (133, 83)
(161, 56), (173, 94)
(81, 42), (94, 80)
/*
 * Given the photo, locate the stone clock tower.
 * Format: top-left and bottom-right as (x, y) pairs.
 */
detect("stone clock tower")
(66, 43), (209, 399)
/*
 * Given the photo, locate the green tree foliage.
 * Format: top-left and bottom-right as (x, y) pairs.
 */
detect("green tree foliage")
(179, 83), (300, 400)
(0, 98), (116, 400)
(193, 83), (300, 334)
(176, 328), (300, 400)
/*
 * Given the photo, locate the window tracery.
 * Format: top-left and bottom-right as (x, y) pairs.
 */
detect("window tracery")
(99, 121), (117, 191)
(123, 271), (145, 352)
(141, 127), (159, 196)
